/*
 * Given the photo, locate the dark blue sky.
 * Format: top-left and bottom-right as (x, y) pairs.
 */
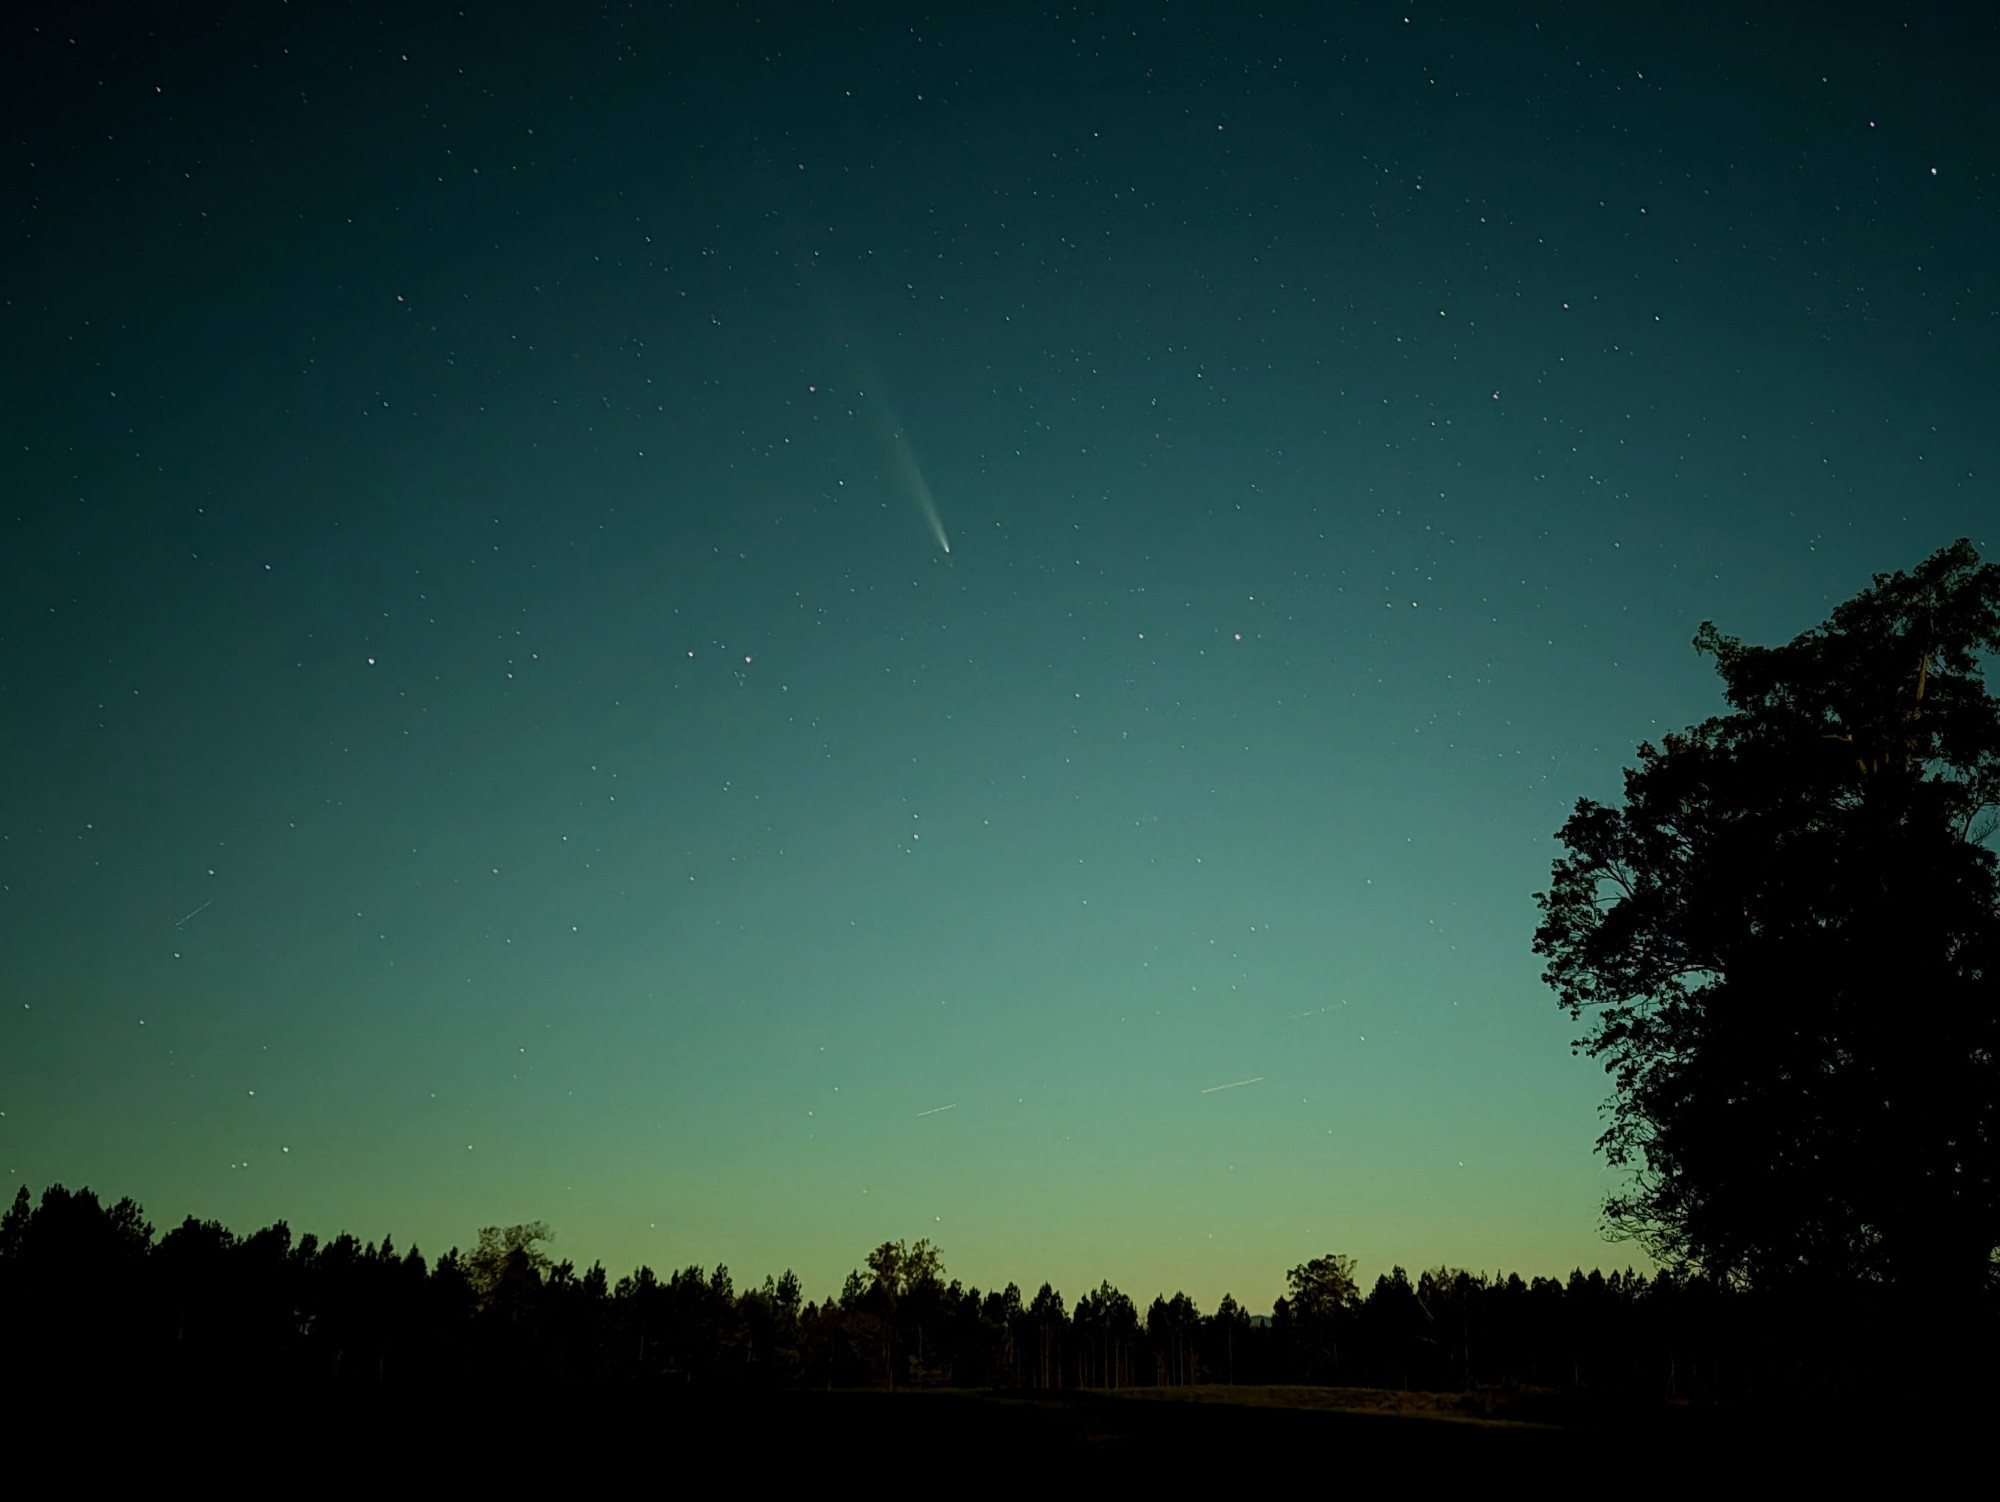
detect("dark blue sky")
(4, 1), (1994, 1303)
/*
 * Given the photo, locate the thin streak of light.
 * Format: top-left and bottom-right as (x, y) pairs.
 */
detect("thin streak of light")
(1200, 1077), (1265, 1094)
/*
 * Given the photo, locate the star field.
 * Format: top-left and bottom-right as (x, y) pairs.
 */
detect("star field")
(2, 1), (1995, 1304)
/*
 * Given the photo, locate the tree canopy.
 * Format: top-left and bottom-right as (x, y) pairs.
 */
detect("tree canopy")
(1534, 539), (2000, 1298)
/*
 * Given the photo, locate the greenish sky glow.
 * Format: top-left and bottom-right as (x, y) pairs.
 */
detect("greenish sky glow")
(3, 2), (1994, 1309)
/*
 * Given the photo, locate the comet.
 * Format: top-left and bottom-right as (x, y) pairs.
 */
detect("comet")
(815, 295), (953, 557)
(1200, 1077), (1264, 1094)
(876, 402), (951, 555)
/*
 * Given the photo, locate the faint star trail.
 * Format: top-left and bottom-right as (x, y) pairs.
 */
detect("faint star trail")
(1201, 1077), (1264, 1095)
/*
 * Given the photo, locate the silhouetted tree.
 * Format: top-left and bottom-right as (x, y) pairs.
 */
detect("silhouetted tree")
(1359, 1267), (1429, 1389)
(1417, 1268), (1482, 1389)
(1145, 1292), (1202, 1386)
(858, 1238), (943, 1388)
(659, 1264), (742, 1383)
(0, 1184), (154, 1384)
(1026, 1283), (1067, 1388)
(983, 1283), (1025, 1385)
(540, 1258), (611, 1383)
(1535, 540), (2000, 1309)
(466, 1222), (553, 1309)
(1207, 1293), (1249, 1384)
(1072, 1281), (1139, 1387)
(739, 1270), (804, 1384)
(153, 1215), (238, 1360)
(615, 1265), (666, 1375)
(1280, 1253), (1359, 1382)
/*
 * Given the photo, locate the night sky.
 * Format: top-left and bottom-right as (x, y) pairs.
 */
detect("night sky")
(5, 2), (1995, 1308)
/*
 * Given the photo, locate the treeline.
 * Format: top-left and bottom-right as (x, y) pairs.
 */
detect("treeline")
(0, 1184), (1901, 1400)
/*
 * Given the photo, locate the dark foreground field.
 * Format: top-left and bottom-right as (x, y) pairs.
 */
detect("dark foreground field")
(34, 1380), (1957, 1483)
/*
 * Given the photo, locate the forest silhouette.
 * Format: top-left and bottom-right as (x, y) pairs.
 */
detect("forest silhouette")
(0, 1180), (1922, 1403)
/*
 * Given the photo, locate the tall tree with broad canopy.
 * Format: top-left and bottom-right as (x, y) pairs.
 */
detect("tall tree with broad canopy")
(1279, 1253), (1360, 1381)
(1534, 540), (2000, 1302)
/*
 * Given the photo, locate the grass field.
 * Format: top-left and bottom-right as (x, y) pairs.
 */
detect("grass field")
(40, 1377), (1953, 1481)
